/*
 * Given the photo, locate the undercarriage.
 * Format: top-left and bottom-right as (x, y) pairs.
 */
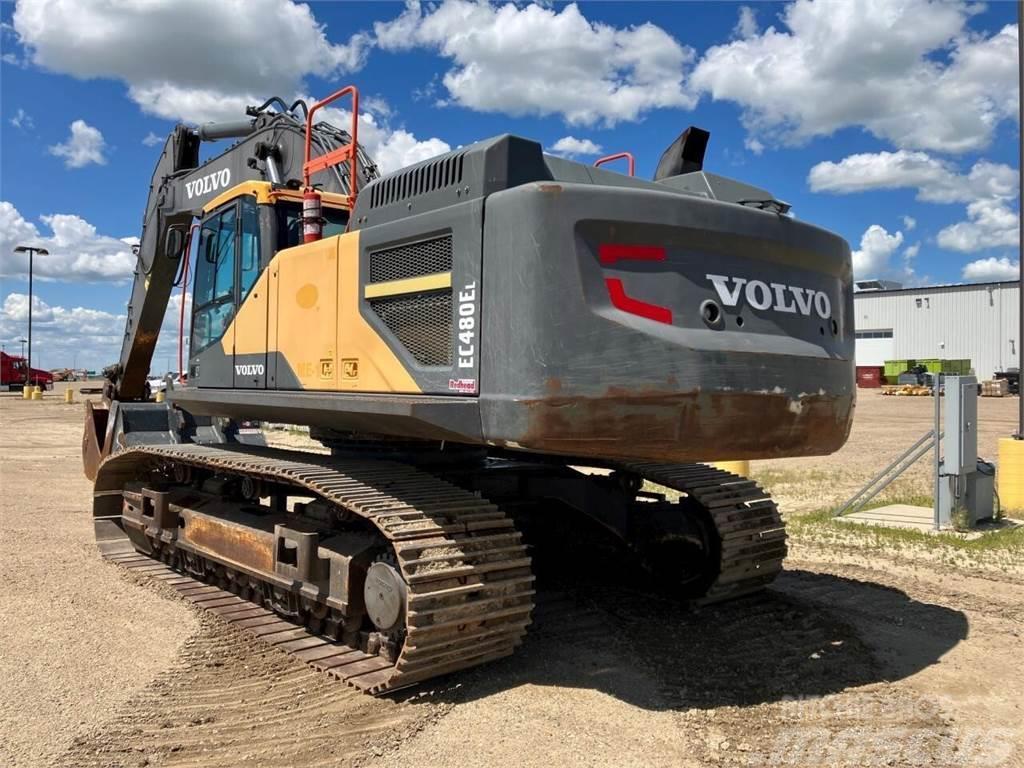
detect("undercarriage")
(93, 441), (786, 693)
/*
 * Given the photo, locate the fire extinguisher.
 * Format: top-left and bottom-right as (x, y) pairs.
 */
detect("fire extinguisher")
(302, 189), (323, 243)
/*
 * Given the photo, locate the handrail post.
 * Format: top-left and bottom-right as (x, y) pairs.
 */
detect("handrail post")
(303, 85), (360, 207)
(594, 152), (635, 177)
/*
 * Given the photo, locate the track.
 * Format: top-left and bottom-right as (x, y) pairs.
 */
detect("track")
(94, 443), (534, 694)
(92, 446), (787, 696)
(620, 461), (787, 603)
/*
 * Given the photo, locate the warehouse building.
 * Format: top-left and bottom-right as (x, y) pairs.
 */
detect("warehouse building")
(853, 279), (1020, 380)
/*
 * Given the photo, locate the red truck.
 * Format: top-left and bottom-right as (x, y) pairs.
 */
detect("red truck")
(0, 351), (54, 390)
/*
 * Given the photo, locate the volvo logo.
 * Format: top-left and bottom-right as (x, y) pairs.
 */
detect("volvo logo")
(235, 363), (264, 376)
(706, 274), (832, 319)
(185, 168), (231, 200)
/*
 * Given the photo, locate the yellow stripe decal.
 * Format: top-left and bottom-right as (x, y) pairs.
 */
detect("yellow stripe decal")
(363, 272), (452, 299)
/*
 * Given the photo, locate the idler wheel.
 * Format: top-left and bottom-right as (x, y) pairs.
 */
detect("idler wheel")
(364, 560), (407, 632)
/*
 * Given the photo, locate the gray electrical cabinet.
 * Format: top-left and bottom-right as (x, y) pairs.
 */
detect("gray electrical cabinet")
(944, 376), (977, 475)
(937, 376), (994, 527)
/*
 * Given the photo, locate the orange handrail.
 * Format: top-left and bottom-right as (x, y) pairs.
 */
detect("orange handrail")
(303, 85), (360, 207)
(594, 152), (635, 177)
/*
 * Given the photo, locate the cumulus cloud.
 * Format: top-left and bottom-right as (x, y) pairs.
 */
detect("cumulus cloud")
(962, 256), (1021, 281)
(48, 119), (107, 168)
(374, 0), (696, 127)
(937, 199), (1020, 253)
(12, 0), (372, 123)
(808, 151), (1016, 204)
(314, 102), (450, 174)
(810, 150), (1019, 255)
(0, 201), (137, 282)
(902, 215), (916, 231)
(961, 256), (1020, 281)
(0, 292), (125, 370)
(550, 136), (604, 157)
(851, 224), (907, 278)
(1, 287), (191, 373)
(142, 131), (163, 147)
(691, 0), (1018, 153)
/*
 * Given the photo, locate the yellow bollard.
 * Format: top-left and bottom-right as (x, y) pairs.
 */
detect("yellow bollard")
(155, 390), (165, 403)
(31, 390), (42, 400)
(708, 460), (751, 477)
(21, 386), (31, 400)
(998, 438), (1024, 515)
(64, 388), (74, 404)
(34, 385), (42, 394)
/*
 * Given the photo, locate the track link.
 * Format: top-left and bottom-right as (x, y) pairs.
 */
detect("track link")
(621, 462), (787, 603)
(94, 443), (534, 694)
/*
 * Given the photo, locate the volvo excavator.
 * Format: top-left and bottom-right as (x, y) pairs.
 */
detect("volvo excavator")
(83, 87), (855, 694)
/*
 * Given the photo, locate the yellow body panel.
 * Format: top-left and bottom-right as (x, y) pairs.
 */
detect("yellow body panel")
(223, 230), (421, 394)
(364, 272), (452, 299)
(273, 237), (340, 389)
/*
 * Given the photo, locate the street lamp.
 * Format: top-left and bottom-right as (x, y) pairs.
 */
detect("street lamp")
(13, 245), (49, 387)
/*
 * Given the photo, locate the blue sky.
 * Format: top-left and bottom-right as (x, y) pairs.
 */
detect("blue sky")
(0, 0), (1019, 371)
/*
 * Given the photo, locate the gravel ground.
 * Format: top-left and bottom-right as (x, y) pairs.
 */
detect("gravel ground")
(1, 387), (1021, 768)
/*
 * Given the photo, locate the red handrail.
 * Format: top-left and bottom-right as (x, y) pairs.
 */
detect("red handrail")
(594, 152), (635, 177)
(303, 85), (360, 207)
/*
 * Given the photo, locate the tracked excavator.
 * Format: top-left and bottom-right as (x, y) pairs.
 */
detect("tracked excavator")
(83, 87), (855, 693)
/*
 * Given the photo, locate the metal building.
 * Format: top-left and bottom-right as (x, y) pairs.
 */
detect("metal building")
(853, 279), (1020, 380)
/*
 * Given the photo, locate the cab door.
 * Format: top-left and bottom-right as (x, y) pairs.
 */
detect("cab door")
(189, 203), (237, 388)
(232, 196), (268, 388)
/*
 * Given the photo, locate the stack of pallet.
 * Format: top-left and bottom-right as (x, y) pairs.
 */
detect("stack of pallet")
(982, 379), (1009, 397)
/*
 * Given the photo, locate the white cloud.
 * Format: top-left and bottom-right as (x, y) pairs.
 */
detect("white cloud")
(961, 256), (1020, 281)
(48, 119), (107, 168)
(691, 1), (1018, 153)
(810, 150), (1019, 255)
(0, 201), (137, 282)
(0, 292), (125, 370)
(937, 199), (1020, 253)
(851, 224), (906, 278)
(733, 6), (759, 39)
(13, 0), (372, 123)
(744, 137), (765, 155)
(142, 131), (163, 147)
(314, 103), (450, 175)
(808, 151), (1016, 204)
(902, 215), (916, 231)
(374, 0), (696, 127)
(10, 108), (34, 130)
(550, 136), (604, 157)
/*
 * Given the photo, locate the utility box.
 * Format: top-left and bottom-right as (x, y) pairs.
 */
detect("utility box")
(944, 376), (977, 475)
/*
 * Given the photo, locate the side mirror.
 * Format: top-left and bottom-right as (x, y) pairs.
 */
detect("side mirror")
(165, 227), (186, 259)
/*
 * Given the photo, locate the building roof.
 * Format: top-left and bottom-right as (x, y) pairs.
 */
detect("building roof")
(853, 279), (1019, 297)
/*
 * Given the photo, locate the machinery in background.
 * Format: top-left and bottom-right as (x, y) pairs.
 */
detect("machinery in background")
(0, 351), (54, 391)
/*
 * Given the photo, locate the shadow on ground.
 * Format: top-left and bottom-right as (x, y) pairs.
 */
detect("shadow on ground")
(400, 567), (968, 712)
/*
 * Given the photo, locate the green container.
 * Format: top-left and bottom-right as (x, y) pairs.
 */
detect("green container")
(918, 358), (942, 373)
(884, 359), (914, 377)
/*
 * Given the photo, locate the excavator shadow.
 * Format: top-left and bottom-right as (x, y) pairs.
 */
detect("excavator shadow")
(395, 566), (968, 712)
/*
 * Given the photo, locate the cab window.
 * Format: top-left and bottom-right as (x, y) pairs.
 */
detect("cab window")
(275, 202), (348, 250)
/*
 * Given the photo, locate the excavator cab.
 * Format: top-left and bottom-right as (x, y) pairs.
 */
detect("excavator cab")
(186, 184), (350, 390)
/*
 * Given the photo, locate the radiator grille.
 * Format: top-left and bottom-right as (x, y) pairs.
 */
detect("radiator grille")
(369, 291), (453, 367)
(368, 235), (453, 284)
(368, 153), (465, 209)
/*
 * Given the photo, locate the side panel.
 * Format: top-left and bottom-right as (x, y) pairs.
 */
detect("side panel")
(232, 268), (270, 388)
(273, 238), (340, 390)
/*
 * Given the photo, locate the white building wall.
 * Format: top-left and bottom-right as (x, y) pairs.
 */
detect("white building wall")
(853, 282), (1020, 379)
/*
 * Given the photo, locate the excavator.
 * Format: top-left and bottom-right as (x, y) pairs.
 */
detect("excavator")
(83, 87), (855, 694)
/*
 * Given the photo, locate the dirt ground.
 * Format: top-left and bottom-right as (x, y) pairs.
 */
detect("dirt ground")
(1, 387), (1021, 768)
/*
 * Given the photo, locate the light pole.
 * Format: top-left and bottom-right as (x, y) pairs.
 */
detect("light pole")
(14, 245), (49, 387)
